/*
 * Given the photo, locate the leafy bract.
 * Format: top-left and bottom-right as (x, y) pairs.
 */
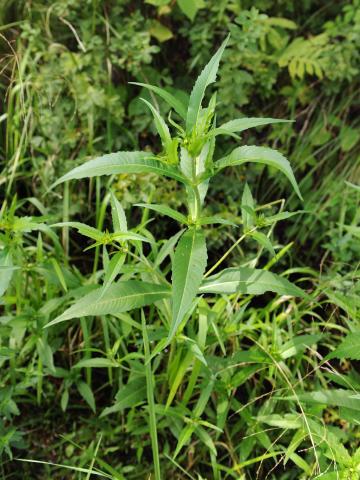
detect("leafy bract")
(186, 35), (229, 132)
(46, 281), (171, 326)
(51, 151), (188, 187)
(214, 117), (292, 136)
(216, 146), (302, 200)
(129, 82), (187, 119)
(199, 267), (307, 297)
(169, 228), (207, 341)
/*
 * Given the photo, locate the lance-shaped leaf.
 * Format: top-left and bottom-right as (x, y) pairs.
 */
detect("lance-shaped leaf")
(216, 145), (302, 200)
(129, 82), (187, 119)
(213, 117), (292, 136)
(169, 228), (207, 341)
(140, 98), (172, 151)
(186, 35), (229, 132)
(110, 191), (127, 232)
(135, 203), (188, 224)
(100, 251), (126, 299)
(0, 250), (15, 297)
(51, 151), (188, 188)
(46, 281), (171, 327)
(199, 267), (307, 297)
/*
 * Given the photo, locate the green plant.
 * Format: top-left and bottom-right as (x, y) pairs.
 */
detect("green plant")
(43, 36), (308, 478)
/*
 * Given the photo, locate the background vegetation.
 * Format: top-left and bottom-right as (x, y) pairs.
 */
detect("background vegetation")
(1, 0), (359, 478)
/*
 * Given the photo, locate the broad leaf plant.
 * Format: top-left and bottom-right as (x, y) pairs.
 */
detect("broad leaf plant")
(47, 36), (306, 478)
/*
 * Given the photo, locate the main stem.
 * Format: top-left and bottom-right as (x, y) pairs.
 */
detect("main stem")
(142, 313), (161, 480)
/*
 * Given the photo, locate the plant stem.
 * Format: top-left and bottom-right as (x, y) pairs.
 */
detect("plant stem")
(204, 227), (257, 278)
(142, 311), (161, 480)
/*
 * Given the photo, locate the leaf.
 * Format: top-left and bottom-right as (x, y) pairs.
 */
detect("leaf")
(256, 414), (302, 429)
(241, 183), (255, 231)
(177, 0), (204, 21)
(52, 222), (104, 242)
(250, 231), (275, 257)
(0, 250), (14, 297)
(326, 332), (360, 361)
(140, 98), (172, 150)
(345, 181), (360, 192)
(198, 216), (237, 227)
(169, 228), (207, 341)
(100, 252), (126, 299)
(199, 267), (307, 297)
(74, 358), (119, 369)
(45, 281), (171, 327)
(149, 20), (173, 42)
(51, 151), (188, 187)
(129, 82), (187, 119)
(214, 117), (292, 136)
(135, 203), (188, 224)
(216, 146), (302, 200)
(100, 377), (147, 417)
(290, 389), (360, 412)
(110, 192), (127, 232)
(77, 381), (96, 413)
(186, 35), (229, 133)
(155, 229), (184, 267)
(279, 334), (323, 359)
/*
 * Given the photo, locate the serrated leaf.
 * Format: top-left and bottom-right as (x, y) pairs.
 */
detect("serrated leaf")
(186, 35), (229, 132)
(129, 82), (187, 119)
(135, 203), (188, 224)
(46, 281), (171, 327)
(169, 229), (207, 341)
(51, 151), (188, 187)
(288, 389), (360, 412)
(216, 145), (302, 200)
(199, 267), (307, 297)
(327, 332), (360, 361)
(52, 222), (104, 241)
(77, 381), (96, 413)
(214, 117), (292, 136)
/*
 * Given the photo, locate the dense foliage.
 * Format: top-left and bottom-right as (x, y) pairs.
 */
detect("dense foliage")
(0, 1), (359, 479)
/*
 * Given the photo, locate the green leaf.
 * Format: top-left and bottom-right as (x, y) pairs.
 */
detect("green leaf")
(52, 222), (104, 241)
(177, 0), (204, 21)
(110, 191), (127, 232)
(51, 151), (188, 187)
(290, 389), (360, 412)
(326, 332), (360, 361)
(135, 203), (188, 224)
(216, 146), (302, 200)
(241, 183), (255, 231)
(129, 82), (187, 119)
(149, 20), (173, 42)
(46, 281), (171, 327)
(0, 250), (14, 297)
(198, 216), (237, 227)
(100, 252), (126, 299)
(279, 334), (323, 359)
(169, 229), (207, 341)
(77, 381), (96, 413)
(140, 98), (172, 151)
(155, 230), (184, 267)
(250, 231), (275, 257)
(214, 117), (292, 136)
(100, 377), (147, 417)
(74, 358), (119, 369)
(186, 35), (229, 133)
(199, 267), (307, 297)
(256, 414), (302, 429)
